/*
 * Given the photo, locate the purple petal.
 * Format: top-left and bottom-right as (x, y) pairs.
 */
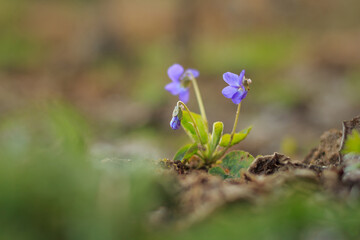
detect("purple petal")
(186, 69), (200, 78)
(239, 70), (245, 85)
(170, 116), (181, 130)
(222, 86), (238, 99)
(223, 72), (241, 87)
(165, 82), (182, 95)
(240, 90), (248, 101)
(231, 90), (248, 104)
(167, 64), (184, 82)
(179, 89), (190, 103)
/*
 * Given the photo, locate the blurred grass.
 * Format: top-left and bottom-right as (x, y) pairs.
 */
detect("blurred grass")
(1, 101), (360, 239)
(0, 102), (167, 239)
(161, 191), (360, 240)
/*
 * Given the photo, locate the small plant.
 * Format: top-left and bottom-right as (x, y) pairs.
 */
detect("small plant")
(165, 64), (254, 173)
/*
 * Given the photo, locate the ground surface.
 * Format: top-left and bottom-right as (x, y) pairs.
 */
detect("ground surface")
(156, 116), (360, 236)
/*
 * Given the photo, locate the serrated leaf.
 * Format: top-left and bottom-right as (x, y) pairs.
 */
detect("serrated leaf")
(219, 126), (252, 147)
(181, 111), (209, 144)
(221, 150), (254, 177)
(209, 121), (224, 153)
(209, 167), (227, 179)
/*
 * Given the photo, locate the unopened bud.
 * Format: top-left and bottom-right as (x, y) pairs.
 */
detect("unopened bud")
(170, 105), (183, 130)
(243, 78), (252, 91)
(170, 116), (181, 130)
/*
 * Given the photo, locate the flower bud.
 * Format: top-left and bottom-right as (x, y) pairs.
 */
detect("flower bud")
(243, 78), (252, 91)
(170, 105), (183, 130)
(172, 105), (183, 119)
(170, 116), (181, 130)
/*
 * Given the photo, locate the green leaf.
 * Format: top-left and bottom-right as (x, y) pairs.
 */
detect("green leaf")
(219, 126), (252, 147)
(181, 111), (209, 144)
(184, 143), (198, 161)
(209, 121), (224, 153)
(221, 150), (254, 177)
(173, 143), (198, 162)
(342, 130), (360, 154)
(173, 144), (192, 161)
(209, 167), (227, 179)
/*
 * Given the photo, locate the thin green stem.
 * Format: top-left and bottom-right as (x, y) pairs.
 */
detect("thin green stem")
(177, 101), (203, 145)
(188, 74), (207, 123)
(214, 103), (242, 160)
(229, 102), (242, 144)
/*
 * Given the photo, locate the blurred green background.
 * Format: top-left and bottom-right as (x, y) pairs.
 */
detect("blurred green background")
(1, 0), (360, 159)
(1, 1), (360, 239)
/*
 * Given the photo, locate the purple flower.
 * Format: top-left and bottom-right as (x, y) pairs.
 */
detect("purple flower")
(222, 70), (248, 104)
(170, 116), (181, 130)
(165, 64), (199, 103)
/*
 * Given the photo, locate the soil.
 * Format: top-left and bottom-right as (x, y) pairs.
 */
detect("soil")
(157, 115), (360, 226)
(303, 129), (342, 166)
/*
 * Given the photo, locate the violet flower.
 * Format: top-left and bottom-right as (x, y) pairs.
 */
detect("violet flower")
(170, 116), (181, 130)
(165, 64), (199, 103)
(222, 70), (248, 104)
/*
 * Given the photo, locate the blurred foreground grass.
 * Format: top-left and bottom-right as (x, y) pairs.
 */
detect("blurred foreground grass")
(1, 102), (360, 240)
(0, 102), (166, 239)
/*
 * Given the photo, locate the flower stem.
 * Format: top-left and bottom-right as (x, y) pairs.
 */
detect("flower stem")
(177, 101), (203, 144)
(188, 74), (207, 124)
(213, 103), (241, 160)
(229, 102), (242, 144)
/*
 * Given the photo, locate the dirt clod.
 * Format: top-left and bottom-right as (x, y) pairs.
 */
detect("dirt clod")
(159, 159), (189, 175)
(248, 152), (302, 175)
(174, 171), (261, 227)
(303, 129), (342, 166)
